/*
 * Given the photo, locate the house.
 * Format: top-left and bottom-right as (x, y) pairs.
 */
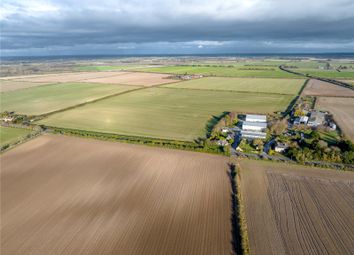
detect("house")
(245, 114), (267, 123)
(294, 115), (309, 125)
(307, 111), (325, 127)
(217, 140), (229, 146)
(1, 117), (14, 122)
(275, 143), (288, 153)
(329, 122), (337, 130)
(242, 121), (267, 132)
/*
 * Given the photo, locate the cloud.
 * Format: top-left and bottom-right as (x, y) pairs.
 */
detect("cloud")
(1, 0), (354, 55)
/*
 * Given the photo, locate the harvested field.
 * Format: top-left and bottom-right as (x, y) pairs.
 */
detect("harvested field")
(0, 80), (52, 92)
(38, 87), (293, 141)
(238, 159), (354, 255)
(316, 97), (354, 140)
(2, 83), (139, 115)
(301, 79), (354, 97)
(1, 135), (232, 255)
(83, 72), (177, 86)
(13, 71), (129, 83)
(164, 77), (305, 95)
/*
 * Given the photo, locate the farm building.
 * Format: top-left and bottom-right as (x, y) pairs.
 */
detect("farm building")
(245, 114), (267, 123)
(275, 142), (289, 153)
(294, 116), (309, 125)
(307, 111), (325, 127)
(242, 121), (267, 132)
(241, 130), (267, 139)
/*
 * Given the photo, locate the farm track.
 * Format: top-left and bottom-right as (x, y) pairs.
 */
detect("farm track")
(239, 160), (354, 255)
(1, 134), (233, 255)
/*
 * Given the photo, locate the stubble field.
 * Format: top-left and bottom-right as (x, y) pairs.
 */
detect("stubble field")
(1, 134), (232, 255)
(38, 87), (294, 141)
(316, 97), (354, 140)
(238, 159), (354, 255)
(301, 79), (354, 97)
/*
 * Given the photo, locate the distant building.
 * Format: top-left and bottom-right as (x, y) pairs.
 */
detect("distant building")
(307, 111), (325, 127)
(1, 117), (14, 122)
(330, 122), (337, 131)
(245, 114), (267, 123)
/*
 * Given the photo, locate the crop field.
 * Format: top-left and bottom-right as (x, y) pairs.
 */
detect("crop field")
(135, 65), (301, 78)
(82, 72), (177, 86)
(0, 80), (53, 92)
(238, 159), (354, 255)
(164, 77), (305, 95)
(13, 71), (129, 83)
(316, 97), (354, 140)
(2, 83), (139, 115)
(77, 65), (147, 71)
(301, 79), (354, 97)
(1, 134), (232, 255)
(38, 87), (293, 141)
(0, 126), (31, 145)
(296, 69), (354, 78)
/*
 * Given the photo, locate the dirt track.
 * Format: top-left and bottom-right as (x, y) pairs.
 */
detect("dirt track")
(316, 97), (354, 140)
(239, 159), (354, 255)
(302, 79), (354, 97)
(1, 135), (232, 255)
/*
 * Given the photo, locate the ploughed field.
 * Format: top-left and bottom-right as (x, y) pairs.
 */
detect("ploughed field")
(1, 83), (139, 115)
(301, 79), (354, 97)
(238, 159), (354, 255)
(135, 65), (301, 78)
(316, 97), (354, 140)
(0, 126), (31, 146)
(163, 77), (305, 95)
(1, 135), (232, 255)
(38, 87), (294, 141)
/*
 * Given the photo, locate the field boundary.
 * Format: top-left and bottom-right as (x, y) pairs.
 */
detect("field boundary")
(0, 127), (43, 153)
(42, 126), (228, 155)
(161, 86), (297, 96)
(35, 85), (144, 118)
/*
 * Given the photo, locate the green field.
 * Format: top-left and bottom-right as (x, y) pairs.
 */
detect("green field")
(135, 65), (301, 78)
(0, 126), (31, 145)
(1, 83), (140, 115)
(296, 69), (354, 78)
(38, 87), (293, 141)
(163, 77), (305, 95)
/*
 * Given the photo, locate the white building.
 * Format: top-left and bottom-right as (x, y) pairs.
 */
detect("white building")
(245, 114), (267, 123)
(241, 130), (267, 139)
(242, 121), (267, 132)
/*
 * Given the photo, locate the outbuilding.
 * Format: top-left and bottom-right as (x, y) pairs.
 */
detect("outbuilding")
(245, 114), (267, 123)
(242, 121), (267, 132)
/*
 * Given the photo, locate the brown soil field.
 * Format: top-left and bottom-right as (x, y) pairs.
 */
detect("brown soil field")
(1, 135), (232, 255)
(238, 159), (354, 255)
(83, 72), (177, 86)
(316, 97), (354, 140)
(301, 79), (354, 97)
(0, 80), (53, 92)
(13, 71), (129, 83)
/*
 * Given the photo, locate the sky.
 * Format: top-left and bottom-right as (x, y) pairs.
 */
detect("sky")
(1, 0), (354, 56)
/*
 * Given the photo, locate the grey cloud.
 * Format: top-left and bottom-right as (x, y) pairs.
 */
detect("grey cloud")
(1, 0), (354, 55)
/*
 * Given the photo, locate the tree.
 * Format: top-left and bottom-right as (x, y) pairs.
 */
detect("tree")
(270, 119), (287, 136)
(252, 139), (264, 151)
